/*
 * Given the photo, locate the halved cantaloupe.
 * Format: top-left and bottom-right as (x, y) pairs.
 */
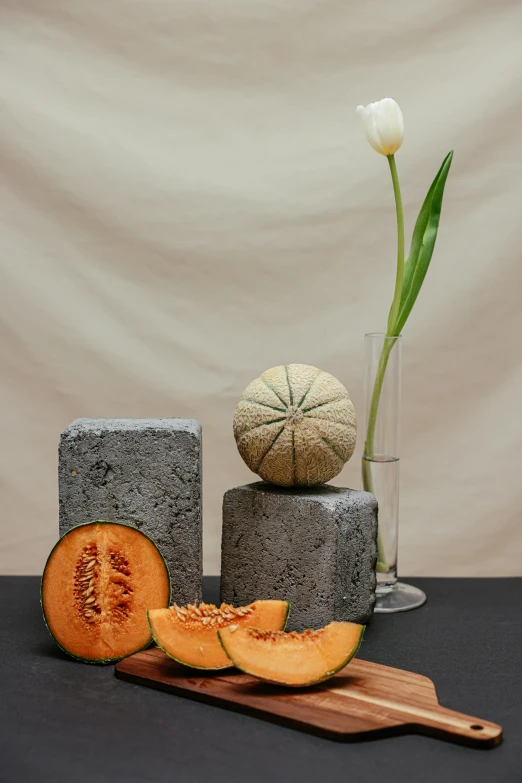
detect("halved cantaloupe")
(218, 621), (364, 686)
(42, 521), (171, 663)
(148, 600), (289, 670)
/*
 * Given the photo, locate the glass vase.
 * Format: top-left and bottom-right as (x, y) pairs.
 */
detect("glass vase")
(362, 333), (426, 613)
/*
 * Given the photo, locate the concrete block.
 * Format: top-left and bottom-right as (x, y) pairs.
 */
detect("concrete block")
(221, 482), (377, 630)
(59, 418), (202, 603)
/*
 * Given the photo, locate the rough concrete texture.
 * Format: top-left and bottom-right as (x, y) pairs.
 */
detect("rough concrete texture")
(221, 482), (377, 630)
(59, 418), (202, 603)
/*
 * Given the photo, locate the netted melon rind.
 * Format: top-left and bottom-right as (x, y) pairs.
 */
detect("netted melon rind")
(233, 363), (357, 487)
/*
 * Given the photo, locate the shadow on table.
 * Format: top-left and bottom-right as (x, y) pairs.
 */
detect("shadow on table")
(34, 639), (75, 663)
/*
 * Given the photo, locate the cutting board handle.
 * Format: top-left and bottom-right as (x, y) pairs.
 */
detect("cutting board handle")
(412, 704), (502, 747)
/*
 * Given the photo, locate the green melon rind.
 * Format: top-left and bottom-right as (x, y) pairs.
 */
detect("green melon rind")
(281, 600), (290, 631)
(217, 624), (365, 687)
(41, 520), (172, 665)
(147, 600), (291, 671)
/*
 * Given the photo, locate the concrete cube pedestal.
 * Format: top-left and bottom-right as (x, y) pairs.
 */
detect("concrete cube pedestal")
(59, 418), (202, 603)
(221, 482), (377, 630)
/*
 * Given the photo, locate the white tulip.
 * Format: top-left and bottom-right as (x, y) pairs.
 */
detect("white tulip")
(356, 98), (404, 156)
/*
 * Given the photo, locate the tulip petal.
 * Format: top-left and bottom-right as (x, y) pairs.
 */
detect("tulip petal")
(357, 103), (387, 155)
(374, 98), (404, 155)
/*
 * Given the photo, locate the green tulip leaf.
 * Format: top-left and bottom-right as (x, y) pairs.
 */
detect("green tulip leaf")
(388, 150), (453, 336)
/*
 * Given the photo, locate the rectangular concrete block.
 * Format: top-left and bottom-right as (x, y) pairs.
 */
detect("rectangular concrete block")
(59, 418), (202, 604)
(221, 482), (377, 630)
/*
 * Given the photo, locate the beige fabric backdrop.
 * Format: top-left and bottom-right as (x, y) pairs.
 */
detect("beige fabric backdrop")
(1, 0), (521, 576)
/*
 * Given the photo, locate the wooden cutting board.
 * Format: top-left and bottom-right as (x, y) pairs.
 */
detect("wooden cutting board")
(115, 646), (502, 747)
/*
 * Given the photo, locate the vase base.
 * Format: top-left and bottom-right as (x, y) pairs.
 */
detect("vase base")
(374, 582), (426, 613)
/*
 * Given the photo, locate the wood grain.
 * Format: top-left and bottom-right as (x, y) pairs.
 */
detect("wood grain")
(115, 647), (502, 747)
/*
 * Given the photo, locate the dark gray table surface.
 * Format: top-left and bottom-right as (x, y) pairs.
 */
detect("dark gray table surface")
(1, 576), (520, 783)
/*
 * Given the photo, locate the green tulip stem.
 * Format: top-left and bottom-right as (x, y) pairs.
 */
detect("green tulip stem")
(363, 153), (405, 573)
(387, 154), (405, 336)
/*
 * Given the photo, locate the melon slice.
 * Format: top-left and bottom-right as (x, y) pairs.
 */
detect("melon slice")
(42, 521), (171, 664)
(147, 600), (289, 670)
(218, 621), (364, 686)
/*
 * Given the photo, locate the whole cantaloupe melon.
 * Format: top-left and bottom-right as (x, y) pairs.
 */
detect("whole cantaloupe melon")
(233, 364), (357, 487)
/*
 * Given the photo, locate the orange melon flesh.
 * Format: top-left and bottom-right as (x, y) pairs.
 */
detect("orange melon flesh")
(218, 621), (364, 686)
(148, 599), (289, 670)
(42, 521), (171, 663)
